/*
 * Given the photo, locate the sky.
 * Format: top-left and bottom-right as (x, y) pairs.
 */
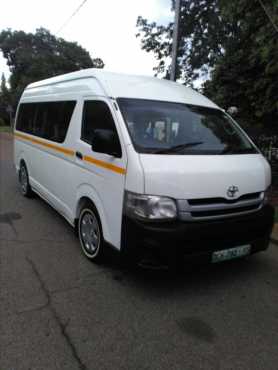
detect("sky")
(0, 0), (173, 80)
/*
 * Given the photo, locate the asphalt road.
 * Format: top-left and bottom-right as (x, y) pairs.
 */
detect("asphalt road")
(1, 132), (278, 370)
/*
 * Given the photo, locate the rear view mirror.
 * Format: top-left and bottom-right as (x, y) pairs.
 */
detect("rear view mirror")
(91, 129), (122, 158)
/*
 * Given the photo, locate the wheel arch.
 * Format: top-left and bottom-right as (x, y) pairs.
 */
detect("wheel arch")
(74, 185), (110, 243)
(16, 151), (28, 171)
(16, 147), (31, 178)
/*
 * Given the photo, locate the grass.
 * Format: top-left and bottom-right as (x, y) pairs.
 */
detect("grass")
(0, 126), (12, 133)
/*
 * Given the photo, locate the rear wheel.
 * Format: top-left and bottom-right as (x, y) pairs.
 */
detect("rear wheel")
(78, 203), (105, 263)
(19, 163), (33, 198)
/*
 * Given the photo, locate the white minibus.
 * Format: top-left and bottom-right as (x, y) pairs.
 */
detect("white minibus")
(14, 69), (274, 265)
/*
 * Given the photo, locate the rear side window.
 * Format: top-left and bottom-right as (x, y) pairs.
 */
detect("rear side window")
(16, 103), (36, 134)
(81, 101), (120, 145)
(16, 101), (76, 143)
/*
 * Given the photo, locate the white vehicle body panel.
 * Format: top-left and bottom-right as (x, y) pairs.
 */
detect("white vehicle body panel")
(27, 69), (219, 108)
(139, 154), (271, 199)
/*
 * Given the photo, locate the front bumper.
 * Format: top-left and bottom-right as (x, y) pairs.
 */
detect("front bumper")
(121, 205), (274, 263)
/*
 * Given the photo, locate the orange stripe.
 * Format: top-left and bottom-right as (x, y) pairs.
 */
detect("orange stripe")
(83, 155), (127, 175)
(14, 132), (127, 175)
(14, 132), (75, 156)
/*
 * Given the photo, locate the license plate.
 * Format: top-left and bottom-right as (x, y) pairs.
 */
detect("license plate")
(212, 245), (251, 263)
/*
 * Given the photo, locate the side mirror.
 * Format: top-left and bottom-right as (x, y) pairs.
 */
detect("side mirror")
(91, 129), (122, 158)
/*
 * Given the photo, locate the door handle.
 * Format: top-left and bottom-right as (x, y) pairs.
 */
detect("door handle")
(76, 151), (83, 160)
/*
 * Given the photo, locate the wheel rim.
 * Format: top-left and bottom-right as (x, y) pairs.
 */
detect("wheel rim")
(80, 211), (100, 256)
(20, 166), (28, 194)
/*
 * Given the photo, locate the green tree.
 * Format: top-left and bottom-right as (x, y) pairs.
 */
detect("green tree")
(136, 0), (230, 83)
(203, 0), (278, 128)
(136, 0), (278, 127)
(0, 73), (11, 125)
(0, 28), (104, 110)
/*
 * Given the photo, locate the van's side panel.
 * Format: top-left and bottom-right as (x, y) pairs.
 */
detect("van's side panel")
(14, 77), (130, 249)
(14, 78), (104, 222)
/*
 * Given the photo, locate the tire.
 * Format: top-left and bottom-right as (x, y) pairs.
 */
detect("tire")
(78, 202), (106, 263)
(19, 162), (33, 198)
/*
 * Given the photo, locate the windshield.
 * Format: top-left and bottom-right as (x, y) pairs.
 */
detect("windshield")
(117, 98), (257, 155)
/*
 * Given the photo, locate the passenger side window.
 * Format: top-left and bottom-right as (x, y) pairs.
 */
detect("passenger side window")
(16, 103), (37, 134)
(81, 100), (121, 148)
(35, 101), (76, 143)
(16, 101), (76, 143)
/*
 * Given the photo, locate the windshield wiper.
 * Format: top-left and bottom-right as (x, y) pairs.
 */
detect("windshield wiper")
(221, 146), (256, 154)
(153, 141), (204, 154)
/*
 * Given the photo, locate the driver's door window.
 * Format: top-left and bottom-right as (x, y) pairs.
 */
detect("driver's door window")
(81, 101), (121, 152)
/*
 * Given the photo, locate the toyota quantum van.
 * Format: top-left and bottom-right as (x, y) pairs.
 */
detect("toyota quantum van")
(14, 69), (274, 265)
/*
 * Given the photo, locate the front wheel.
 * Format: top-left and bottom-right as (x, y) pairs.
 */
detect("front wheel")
(78, 204), (106, 263)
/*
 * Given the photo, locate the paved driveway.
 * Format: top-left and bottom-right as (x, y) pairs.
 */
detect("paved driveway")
(1, 132), (278, 370)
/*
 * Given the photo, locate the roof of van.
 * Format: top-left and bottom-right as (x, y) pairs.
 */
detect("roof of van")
(26, 69), (219, 109)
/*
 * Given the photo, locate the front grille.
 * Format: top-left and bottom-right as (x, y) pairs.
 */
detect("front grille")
(188, 192), (261, 206)
(177, 192), (264, 221)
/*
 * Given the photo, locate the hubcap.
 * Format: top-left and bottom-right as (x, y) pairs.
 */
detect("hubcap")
(20, 167), (28, 194)
(80, 212), (100, 254)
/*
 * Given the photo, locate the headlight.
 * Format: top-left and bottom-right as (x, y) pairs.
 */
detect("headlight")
(124, 191), (177, 221)
(263, 187), (272, 205)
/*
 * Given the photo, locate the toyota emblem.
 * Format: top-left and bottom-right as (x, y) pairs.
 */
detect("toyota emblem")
(227, 185), (239, 198)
